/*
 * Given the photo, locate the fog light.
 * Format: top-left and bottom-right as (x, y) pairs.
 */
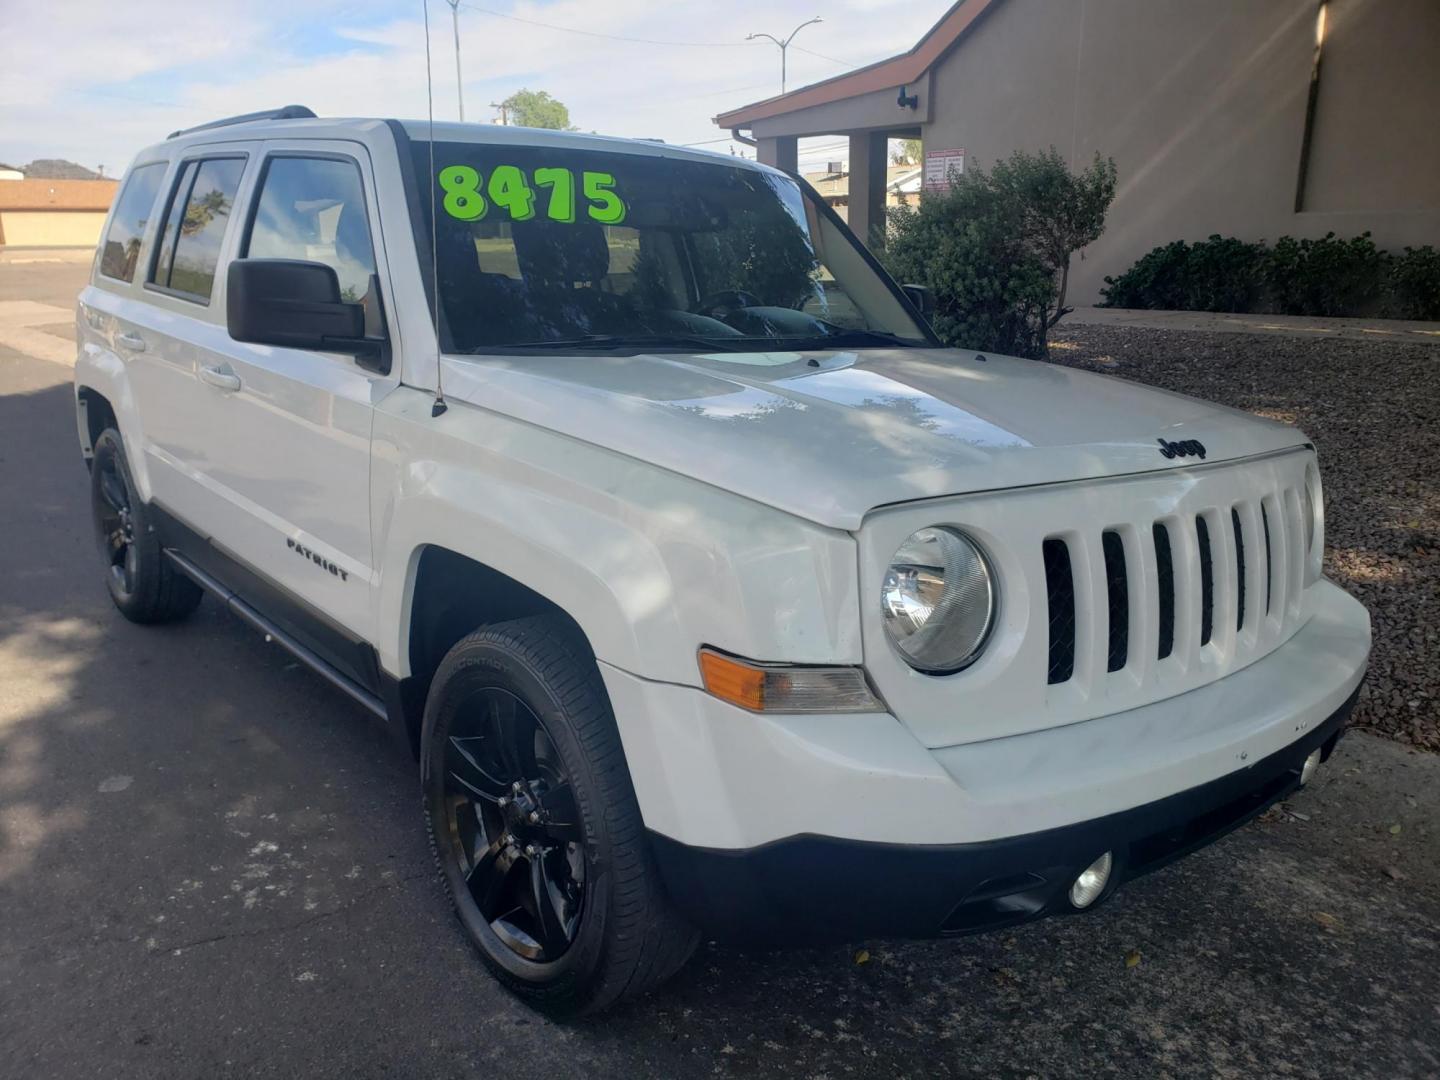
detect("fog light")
(1069, 852), (1113, 909)
(1300, 747), (1322, 786)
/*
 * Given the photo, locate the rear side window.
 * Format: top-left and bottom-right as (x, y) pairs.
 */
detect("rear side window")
(149, 157), (246, 303)
(244, 156), (377, 304)
(98, 163), (166, 283)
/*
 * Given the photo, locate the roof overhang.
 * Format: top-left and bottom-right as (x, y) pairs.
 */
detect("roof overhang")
(714, 0), (999, 131)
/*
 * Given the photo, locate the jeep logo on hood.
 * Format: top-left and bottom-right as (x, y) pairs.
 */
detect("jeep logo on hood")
(1157, 438), (1207, 460)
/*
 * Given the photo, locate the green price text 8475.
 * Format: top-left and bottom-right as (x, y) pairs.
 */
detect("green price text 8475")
(438, 165), (627, 225)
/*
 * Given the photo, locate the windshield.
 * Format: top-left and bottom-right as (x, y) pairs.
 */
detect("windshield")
(410, 140), (930, 353)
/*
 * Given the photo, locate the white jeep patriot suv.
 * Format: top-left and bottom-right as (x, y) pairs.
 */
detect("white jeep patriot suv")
(75, 107), (1371, 1015)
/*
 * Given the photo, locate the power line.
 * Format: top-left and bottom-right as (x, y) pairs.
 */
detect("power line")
(456, 3), (759, 47)
(671, 81), (778, 102)
(788, 44), (857, 67)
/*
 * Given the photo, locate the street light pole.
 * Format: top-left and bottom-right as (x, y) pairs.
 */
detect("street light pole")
(747, 17), (822, 94)
(444, 0), (465, 121)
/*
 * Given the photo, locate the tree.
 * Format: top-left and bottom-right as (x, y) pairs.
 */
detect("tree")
(500, 89), (577, 131)
(883, 147), (1116, 358)
(890, 138), (922, 166)
(990, 148), (1117, 331)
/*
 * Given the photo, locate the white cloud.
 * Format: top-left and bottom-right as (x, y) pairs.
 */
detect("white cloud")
(0, 0), (953, 170)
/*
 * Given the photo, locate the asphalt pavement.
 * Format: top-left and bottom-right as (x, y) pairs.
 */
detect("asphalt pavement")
(1, 254), (1438, 1078)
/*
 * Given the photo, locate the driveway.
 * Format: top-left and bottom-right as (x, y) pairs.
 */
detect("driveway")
(2, 255), (1438, 1078)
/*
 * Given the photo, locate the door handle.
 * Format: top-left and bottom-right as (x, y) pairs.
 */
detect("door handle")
(116, 331), (147, 352)
(198, 365), (242, 392)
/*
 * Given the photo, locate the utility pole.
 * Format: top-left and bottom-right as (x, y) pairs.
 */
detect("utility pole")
(747, 17), (822, 94)
(444, 0), (465, 121)
(490, 101), (510, 125)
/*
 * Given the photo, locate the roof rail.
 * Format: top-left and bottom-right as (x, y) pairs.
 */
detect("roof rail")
(167, 105), (317, 140)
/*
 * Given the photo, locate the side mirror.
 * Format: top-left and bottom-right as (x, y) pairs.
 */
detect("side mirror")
(227, 259), (383, 362)
(902, 283), (936, 318)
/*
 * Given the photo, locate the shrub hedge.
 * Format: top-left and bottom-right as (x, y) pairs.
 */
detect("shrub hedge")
(1100, 232), (1440, 320)
(885, 148), (1117, 359)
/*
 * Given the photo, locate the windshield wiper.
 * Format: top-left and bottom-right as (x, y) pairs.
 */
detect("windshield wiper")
(810, 326), (925, 348)
(487, 333), (756, 353)
(471, 329), (922, 355)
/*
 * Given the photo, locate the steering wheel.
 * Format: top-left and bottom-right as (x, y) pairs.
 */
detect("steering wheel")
(693, 289), (763, 318)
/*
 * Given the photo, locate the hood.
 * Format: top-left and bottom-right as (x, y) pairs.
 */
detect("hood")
(437, 347), (1308, 531)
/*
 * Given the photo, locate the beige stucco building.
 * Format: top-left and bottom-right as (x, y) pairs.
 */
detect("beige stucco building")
(717, 0), (1440, 305)
(0, 179), (119, 248)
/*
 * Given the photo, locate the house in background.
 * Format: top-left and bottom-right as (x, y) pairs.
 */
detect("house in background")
(0, 164), (24, 181)
(717, 0), (1440, 305)
(0, 179), (119, 247)
(802, 163), (923, 222)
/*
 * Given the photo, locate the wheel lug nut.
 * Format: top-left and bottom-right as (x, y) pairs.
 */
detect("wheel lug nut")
(524, 844), (537, 856)
(512, 781), (522, 792)
(528, 811), (541, 824)
(497, 796), (509, 807)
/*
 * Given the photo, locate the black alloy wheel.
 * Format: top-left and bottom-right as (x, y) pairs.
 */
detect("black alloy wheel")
(88, 427), (201, 623)
(94, 447), (139, 600)
(441, 687), (585, 962)
(421, 617), (699, 1015)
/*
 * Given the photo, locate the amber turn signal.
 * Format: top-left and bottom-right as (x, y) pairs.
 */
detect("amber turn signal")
(697, 649), (882, 714)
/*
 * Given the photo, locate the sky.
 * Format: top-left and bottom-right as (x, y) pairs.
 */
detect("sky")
(0, 0), (954, 176)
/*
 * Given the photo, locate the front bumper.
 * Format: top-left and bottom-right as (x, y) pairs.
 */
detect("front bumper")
(647, 685), (1355, 943)
(602, 580), (1369, 850)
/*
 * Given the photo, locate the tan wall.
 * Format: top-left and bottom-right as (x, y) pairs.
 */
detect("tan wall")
(920, 0), (1440, 304)
(0, 210), (108, 247)
(1305, 0), (1440, 214)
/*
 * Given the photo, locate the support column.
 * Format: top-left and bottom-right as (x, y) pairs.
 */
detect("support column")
(755, 135), (798, 173)
(847, 131), (889, 250)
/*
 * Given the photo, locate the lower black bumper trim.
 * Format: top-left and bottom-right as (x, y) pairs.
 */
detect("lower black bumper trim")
(649, 685), (1359, 944)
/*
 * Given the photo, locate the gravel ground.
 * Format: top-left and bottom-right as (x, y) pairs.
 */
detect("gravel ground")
(1050, 323), (1439, 750)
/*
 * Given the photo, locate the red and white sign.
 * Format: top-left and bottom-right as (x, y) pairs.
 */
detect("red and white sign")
(923, 147), (965, 192)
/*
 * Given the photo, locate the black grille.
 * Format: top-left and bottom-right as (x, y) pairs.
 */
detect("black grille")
(1232, 508), (1246, 632)
(1102, 531), (1128, 672)
(1197, 515), (1215, 647)
(1042, 537), (1075, 684)
(1153, 523), (1175, 660)
(1261, 502), (1273, 615)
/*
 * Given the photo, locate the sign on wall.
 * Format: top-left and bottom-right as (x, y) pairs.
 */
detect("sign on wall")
(923, 147), (965, 192)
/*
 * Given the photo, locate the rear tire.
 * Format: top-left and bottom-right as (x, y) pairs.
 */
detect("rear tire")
(421, 615), (698, 1016)
(90, 428), (201, 624)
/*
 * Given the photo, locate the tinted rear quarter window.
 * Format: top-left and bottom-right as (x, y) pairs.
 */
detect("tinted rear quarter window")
(98, 163), (166, 283)
(149, 157), (247, 302)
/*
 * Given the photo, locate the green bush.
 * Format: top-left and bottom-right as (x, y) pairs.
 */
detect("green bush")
(1102, 232), (1440, 319)
(1389, 245), (1440, 320)
(1186, 235), (1267, 312)
(1263, 233), (1387, 316)
(885, 148), (1117, 359)
(886, 173), (1053, 358)
(1100, 236), (1264, 312)
(1092, 240), (1188, 311)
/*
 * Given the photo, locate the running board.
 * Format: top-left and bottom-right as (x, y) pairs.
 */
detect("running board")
(165, 549), (387, 720)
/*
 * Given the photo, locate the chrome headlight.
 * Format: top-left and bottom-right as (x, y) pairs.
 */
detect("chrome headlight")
(881, 527), (996, 674)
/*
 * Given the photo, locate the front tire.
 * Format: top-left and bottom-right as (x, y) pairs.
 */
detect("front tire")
(90, 428), (201, 624)
(421, 615), (698, 1016)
